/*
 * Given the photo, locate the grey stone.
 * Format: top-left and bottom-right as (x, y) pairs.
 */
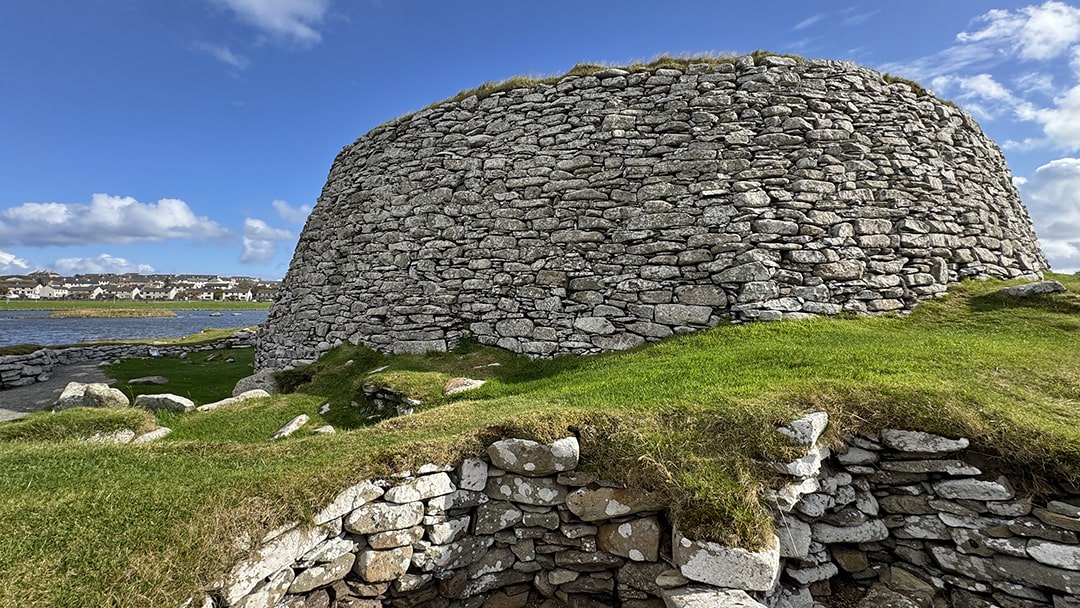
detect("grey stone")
(934, 477), (1014, 501)
(487, 437), (579, 477)
(270, 414), (309, 440)
(384, 473), (456, 503)
(485, 474), (567, 506)
(344, 501), (424, 534)
(134, 393), (195, 413)
(672, 530), (780, 591)
(662, 587), (768, 608)
(129, 375), (168, 385)
(998, 281), (1065, 297)
(232, 370), (279, 396)
(54, 382), (129, 411)
(565, 487), (667, 521)
(289, 552), (355, 593)
(881, 429), (969, 453)
(812, 519), (889, 543)
(1027, 539), (1080, 570)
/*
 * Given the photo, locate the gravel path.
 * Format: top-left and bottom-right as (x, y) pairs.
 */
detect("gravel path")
(0, 363), (111, 422)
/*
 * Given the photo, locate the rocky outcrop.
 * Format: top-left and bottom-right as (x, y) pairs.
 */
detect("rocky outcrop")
(53, 382), (129, 411)
(258, 55), (1045, 369)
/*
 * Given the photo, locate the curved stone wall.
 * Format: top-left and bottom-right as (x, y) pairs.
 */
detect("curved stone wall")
(258, 55), (1046, 369)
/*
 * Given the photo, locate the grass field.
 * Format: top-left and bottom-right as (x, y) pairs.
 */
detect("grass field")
(0, 299), (269, 311)
(0, 275), (1078, 607)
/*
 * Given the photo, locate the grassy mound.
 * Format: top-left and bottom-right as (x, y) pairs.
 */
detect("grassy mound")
(0, 275), (1077, 607)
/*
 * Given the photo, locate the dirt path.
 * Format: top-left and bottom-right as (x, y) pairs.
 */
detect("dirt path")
(0, 363), (111, 422)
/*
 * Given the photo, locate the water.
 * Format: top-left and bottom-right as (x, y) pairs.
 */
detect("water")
(0, 309), (268, 347)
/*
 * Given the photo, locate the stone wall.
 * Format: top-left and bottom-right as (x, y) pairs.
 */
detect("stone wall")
(203, 415), (1080, 608)
(258, 54), (1046, 370)
(0, 330), (255, 390)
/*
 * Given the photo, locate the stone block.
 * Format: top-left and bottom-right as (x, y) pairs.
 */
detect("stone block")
(487, 437), (579, 477)
(672, 530), (780, 591)
(344, 501), (424, 535)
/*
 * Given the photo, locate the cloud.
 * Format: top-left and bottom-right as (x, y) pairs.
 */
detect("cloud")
(0, 249), (33, 273)
(1019, 84), (1080, 151)
(0, 194), (230, 246)
(931, 73), (1022, 120)
(957, 1), (1080, 61)
(272, 199), (312, 224)
(792, 14), (825, 30)
(1016, 157), (1080, 272)
(241, 218), (294, 263)
(210, 0), (331, 46)
(193, 42), (250, 69)
(51, 254), (155, 275)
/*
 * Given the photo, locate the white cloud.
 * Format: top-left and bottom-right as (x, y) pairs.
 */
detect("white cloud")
(1022, 84), (1080, 150)
(792, 14), (825, 31)
(51, 254), (155, 275)
(210, 0), (330, 46)
(0, 249), (33, 273)
(272, 199), (312, 224)
(193, 42), (250, 69)
(0, 194), (230, 246)
(1016, 157), (1080, 272)
(241, 218), (294, 263)
(958, 1), (1080, 60)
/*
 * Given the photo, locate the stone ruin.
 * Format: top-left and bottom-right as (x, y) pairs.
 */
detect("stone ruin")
(257, 54), (1046, 370)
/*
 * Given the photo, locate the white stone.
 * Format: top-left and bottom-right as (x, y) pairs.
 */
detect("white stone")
(222, 523), (331, 606)
(131, 427), (172, 443)
(288, 552), (355, 593)
(486, 436), (579, 477)
(344, 501), (424, 534)
(458, 457), (488, 491)
(673, 530), (780, 591)
(428, 515), (470, 545)
(782, 445), (829, 478)
(270, 414), (309, 440)
(1028, 540), (1080, 571)
(662, 586), (769, 608)
(315, 481), (384, 524)
(777, 517), (812, 558)
(197, 389), (271, 412)
(233, 567), (293, 608)
(384, 472), (456, 503)
(777, 412), (829, 445)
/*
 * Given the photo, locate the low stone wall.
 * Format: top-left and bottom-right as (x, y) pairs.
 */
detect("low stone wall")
(0, 330), (255, 390)
(202, 414), (1080, 608)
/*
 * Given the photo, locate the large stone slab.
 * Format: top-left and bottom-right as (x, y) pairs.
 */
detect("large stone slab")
(1027, 540), (1080, 571)
(933, 477), (1014, 501)
(485, 474), (567, 506)
(384, 473), (456, 503)
(344, 501), (424, 535)
(662, 586), (768, 608)
(54, 382), (129, 411)
(880, 429), (969, 453)
(354, 546), (412, 583)
(315, 481), (385, 525)
(134, 393), (195, 413)
(565, 487), (667, 521)
(486, 436), (579, 477)
(811, 519), (889, 544)
(672, 530), (780, 591)
(289, 552), (355, 594)
(598, 516), (661, 561)
(222, 523), (331, 606)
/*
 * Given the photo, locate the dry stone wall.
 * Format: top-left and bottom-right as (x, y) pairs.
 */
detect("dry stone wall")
(0, 330), (254, 390)
(258, 55), (1046, 370)
(203, 415), (1080, 608)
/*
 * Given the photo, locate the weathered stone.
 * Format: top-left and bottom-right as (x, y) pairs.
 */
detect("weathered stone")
(270, 414), (308, 440)
(315, 481), (384, 524)
(661, 586), (768, 608)
(289, 552), (355, 594)
(880, 460), (981, 475)
(672, 530), (780, 591)
(233, 370), (279, 396)
(855, 582), (924, 608)
(129, 375), (168, 385)
(458, 458), (489, 491)
(554, 549), (624, 572)
(881, 429), (969, 453)
(598, 517), (661, 561)
(777, 517), (812, 559)
(474, 500), (523, 534)
(427, 489), (489, 512)
(934, 477), (1014, 501)
(787, 562), (838, 585)
(777, 411), (829, 446)
(384, 473), (456, 503)
(131, 427), (172, 443)
(565, 487), (666, 521)
(485, 474), (567, 506)
(932, 546), (1001, 582)
(134, 393), (194, 413)
(811, 519), (889, 543)
(487, 437), (579, 477)
(994, 555), (1080, 593)
(197, 389), (271, 412)
(368, 525), (424, 549)
(414, 536), (494, 571)
(344, 501), (424, 534)
(1009, 517), (1080, 543)
(1028, 540), (1080, 570)
(234, 567), (294, 608)
(354, 546), (412, 583)
(998, 281), (1066, 298)
(1033, 507), (1080, 532)
(54, 382), (129, 411)
(223, 524), (331, 606)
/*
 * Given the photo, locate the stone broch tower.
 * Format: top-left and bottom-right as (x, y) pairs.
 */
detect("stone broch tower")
(257, 55), (1046, 370)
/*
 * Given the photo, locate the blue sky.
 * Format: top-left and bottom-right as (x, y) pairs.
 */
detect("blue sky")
(3, 1), (1080, 278)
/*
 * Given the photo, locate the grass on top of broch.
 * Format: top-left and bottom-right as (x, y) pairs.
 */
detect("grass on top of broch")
(0, 275), (1078, 607)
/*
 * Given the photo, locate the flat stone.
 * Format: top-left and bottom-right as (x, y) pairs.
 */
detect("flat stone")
(880, 429), (969, 453)
(315, 481), (385, 524)
(1034, 507), (1080, 532)
(998, 281), (1066, 298)
(880, 459), (982, 475)
(134, 393), (195, 413)
(344, 501), (424, 534)
(934, 477), (1014, 501)
(368, 525), (424, 549)
(554, 549), (624, 572)
(786, 562), (838, 585)
(485, 474), (567, 506)
(129, 375), (168, 385)
(223, 524), (331, 606)
(486, 437), (579, 477)
(289, 552), (355, 594)
(427, 515), (470, 545)
(1009, 517), (1079, 543)
(994, 555), (1080, 593)
(1027, 539), (1080, 570)
(931, 546), (1000, 582)
(662, 587), (768, 608)
(473, 500), (523, 534)
(414, 536), (494, 571)
(673, 530), (780, 591)
(270, 414), (309, 440)
(855, 582), (923, 608)
(384, 473), (456, 503)
(232, 370), (279, 396)
(443, 377), (486, 395)
(777, 517), (812, 559)
(1048, 501), (1080, 518)
(598, 516), (661, 561)
(811, 519), (889, 544)
(565, 487), (667, 521)
(616, 562), (669, 596)
(234, 567), (293, 608)
(131, 427), (172, 443)
(427, 489), (488, 513)
(196, 389), (271, 412)
(458, 457), (488, 491)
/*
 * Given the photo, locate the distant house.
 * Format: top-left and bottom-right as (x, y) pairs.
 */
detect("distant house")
(5, 281), (41, 299)
(138, 286), (179, 300)
(221, 288), (253, 302)
(68, 286), (102, 300)
(38, 282), (70, 299)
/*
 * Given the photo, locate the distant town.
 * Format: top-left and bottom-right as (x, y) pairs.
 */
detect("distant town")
(1, 271), (281, 302)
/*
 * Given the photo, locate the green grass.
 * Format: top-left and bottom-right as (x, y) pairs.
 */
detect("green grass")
(0, 300), (269, 311)
(106, 349), (257, 406)
(0, 275), (1078, 607)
